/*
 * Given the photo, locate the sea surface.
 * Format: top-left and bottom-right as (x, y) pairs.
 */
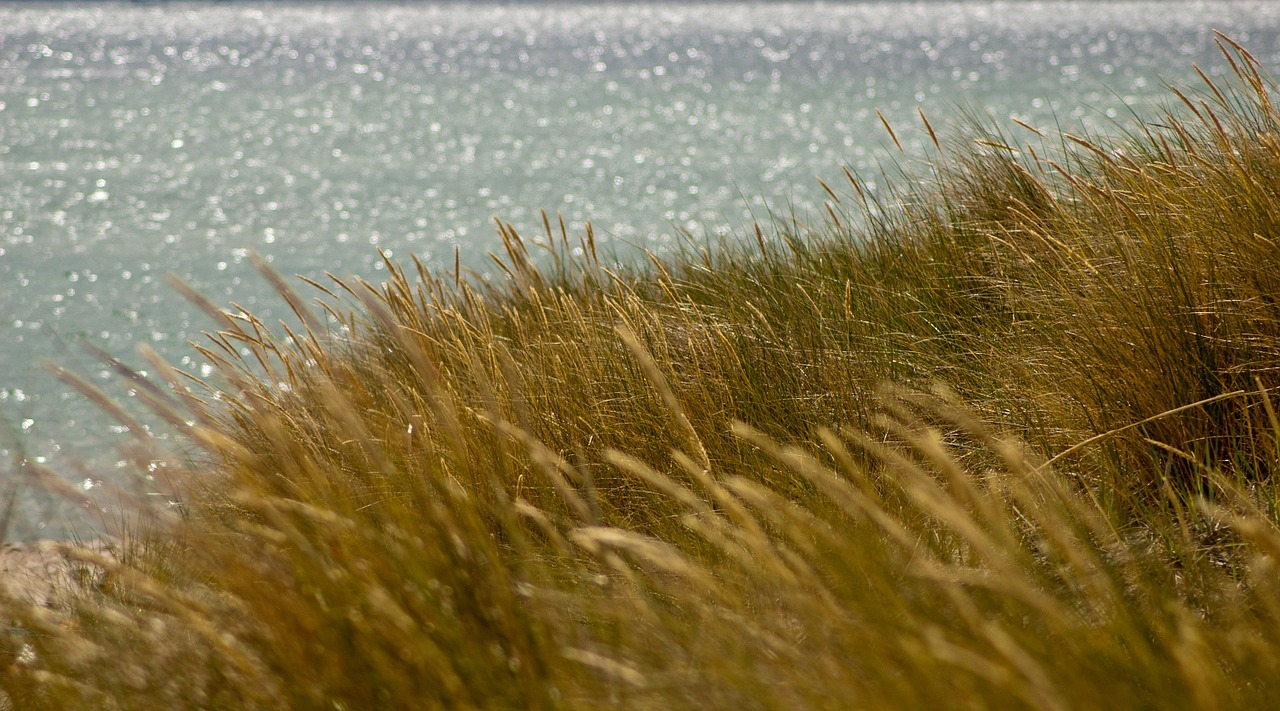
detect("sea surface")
(3, 1), (1279, 538)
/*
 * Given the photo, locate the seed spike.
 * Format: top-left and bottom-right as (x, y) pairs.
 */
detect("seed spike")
(1011, 116), (1045, 138)
(917, 107), (940, 150)
(877, 109), (904, 153)
(817, 176), (842, 205)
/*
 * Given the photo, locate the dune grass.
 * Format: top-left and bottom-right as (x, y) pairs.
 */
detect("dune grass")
(6, 36), (1280, 709)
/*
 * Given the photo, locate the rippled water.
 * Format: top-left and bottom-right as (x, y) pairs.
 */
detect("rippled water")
(3, 1), (1279, 538)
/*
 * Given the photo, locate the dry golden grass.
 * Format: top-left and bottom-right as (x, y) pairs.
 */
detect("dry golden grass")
(5, 36), (1280, 709)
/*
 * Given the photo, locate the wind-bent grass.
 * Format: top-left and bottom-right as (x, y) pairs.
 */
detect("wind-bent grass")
(6, 36), (1280, 709)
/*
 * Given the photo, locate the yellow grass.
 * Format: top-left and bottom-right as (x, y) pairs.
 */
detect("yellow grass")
(5, 36), (1280, 709)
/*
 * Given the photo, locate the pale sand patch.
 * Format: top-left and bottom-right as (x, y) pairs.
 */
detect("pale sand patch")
(1, 541), (115, 709)
(1, 539), (115, 610)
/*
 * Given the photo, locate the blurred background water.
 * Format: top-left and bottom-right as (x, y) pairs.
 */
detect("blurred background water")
(2, 1), (1279, 539)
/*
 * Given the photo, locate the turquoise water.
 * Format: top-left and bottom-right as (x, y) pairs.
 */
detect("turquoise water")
(3, 1), (1279, 538)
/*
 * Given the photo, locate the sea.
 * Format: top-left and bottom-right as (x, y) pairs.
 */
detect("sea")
(2, 1), (1279, 539)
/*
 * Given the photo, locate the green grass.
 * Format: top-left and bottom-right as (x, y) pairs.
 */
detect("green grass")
(6, 36), (1280, 709)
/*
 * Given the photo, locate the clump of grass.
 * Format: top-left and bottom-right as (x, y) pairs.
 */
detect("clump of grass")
(5, 35), (1280, 709)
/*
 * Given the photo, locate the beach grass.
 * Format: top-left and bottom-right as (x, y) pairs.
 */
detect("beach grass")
(5, 36), (1280, 709)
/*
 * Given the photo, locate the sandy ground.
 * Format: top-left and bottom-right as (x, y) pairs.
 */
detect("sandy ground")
(1, 540), (115, 610)
(2, 542), (87, 707)
(1, 540), (118, 708)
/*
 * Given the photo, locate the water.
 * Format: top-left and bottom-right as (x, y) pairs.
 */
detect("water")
(3, 1), (1279, 538)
